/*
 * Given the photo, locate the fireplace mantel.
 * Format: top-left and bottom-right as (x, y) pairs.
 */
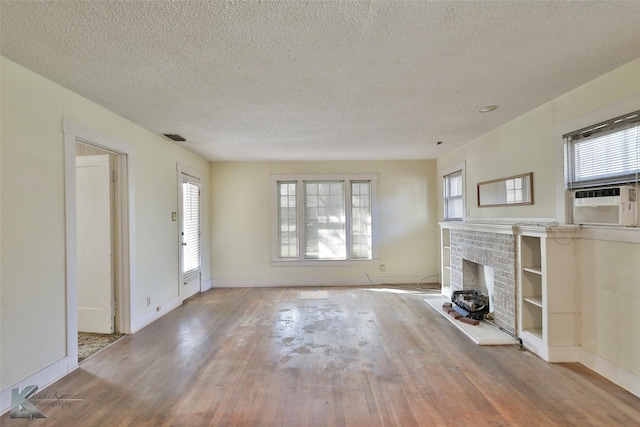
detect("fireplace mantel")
(439, 221), (579, 362)
(439, 221), (579, 237)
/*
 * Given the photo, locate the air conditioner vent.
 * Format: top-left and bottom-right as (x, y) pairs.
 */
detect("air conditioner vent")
(163, 134), (186, 142)
(575, 187), (621, 198)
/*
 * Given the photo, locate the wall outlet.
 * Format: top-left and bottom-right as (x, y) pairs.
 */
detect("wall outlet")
(156, 306), (161, 312)
(146, 297), (151, 307)
(379, 264), (386, 272)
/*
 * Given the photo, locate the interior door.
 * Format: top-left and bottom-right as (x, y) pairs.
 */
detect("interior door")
(76, 155), (114, 333)
(179, 173), (201, 302)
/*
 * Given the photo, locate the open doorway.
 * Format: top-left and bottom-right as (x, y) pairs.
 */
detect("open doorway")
(75, 144), (125, 360)
(64, 119), (135, 369)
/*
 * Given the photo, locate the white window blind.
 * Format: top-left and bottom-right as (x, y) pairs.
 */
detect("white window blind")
(564, 110), (639, 189)
(443, 170), (463, 220)
(304, 181), (345, 260)
(182, 181), (200, 282)
(351, 181), (372, 259)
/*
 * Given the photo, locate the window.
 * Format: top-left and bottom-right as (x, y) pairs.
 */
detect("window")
(272, 174), (377, 262)
(564, 110), (639, 189)
(443, 170), (463, 220)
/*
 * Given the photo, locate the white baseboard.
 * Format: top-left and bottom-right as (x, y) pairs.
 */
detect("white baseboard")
(211, 276), (429, 288)
(579, 348), (640, 398)
(1, 357), (74, 416)
(201, 278), (212, 292)
(547, 345), (580, 363)
(131, 295), (181, 333)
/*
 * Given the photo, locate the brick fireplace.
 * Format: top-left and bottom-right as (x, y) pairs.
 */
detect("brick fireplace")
(450, 228), (517, 333)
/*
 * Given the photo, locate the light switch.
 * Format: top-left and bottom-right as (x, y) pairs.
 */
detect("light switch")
(172, 212), (177, 221)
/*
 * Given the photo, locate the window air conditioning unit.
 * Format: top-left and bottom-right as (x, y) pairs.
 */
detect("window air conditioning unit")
(573, 185), (637, 226)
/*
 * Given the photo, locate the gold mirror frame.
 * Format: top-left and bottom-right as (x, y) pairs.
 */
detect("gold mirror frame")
(477, 172), (533, 207)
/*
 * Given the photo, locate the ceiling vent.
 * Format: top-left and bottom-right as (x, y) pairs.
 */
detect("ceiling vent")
(163, 134), (186, 142)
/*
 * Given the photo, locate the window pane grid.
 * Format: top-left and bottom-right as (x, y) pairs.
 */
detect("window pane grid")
(351, 181), (372, 259)
(275, 178), (374, 262)
(444, 171), (463, 220)
(278, 182), (298, 258)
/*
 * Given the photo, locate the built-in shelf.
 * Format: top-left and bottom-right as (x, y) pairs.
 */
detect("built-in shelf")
(517, 228), (578, 362)
(524, 296), (543, 307)
(524, 328), (543, 340)
(523, 266), (542, 275)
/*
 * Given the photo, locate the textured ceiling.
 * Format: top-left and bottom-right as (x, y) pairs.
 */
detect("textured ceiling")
(2, 1), (640, 161)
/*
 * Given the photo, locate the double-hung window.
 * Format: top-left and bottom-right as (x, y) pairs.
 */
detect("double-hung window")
(272, 174), (377, 263)
(564, 110), (639, 189)
(443, 170), (463, 221)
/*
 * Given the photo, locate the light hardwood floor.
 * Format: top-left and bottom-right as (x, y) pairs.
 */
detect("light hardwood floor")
(4, 286), (639, 426)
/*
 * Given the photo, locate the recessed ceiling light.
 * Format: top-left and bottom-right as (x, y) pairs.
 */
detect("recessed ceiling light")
(479, 105), (498, 113)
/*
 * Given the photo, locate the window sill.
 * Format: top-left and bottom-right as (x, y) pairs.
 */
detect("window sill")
(272, 259), (376, 267)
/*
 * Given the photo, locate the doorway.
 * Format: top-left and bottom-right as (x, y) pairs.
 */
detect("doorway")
(179, 171), (201, 302)
(64, 119), (135, 369)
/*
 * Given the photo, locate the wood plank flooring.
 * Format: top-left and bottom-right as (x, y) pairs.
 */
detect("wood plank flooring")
(3, 286), (639, 426)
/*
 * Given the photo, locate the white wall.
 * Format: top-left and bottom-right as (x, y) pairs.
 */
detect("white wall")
(0, 56), (210, 392)
(210, 160), (440, 287)
(437, 58), (640, 393)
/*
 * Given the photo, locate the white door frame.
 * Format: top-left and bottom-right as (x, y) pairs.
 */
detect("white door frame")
(63, 119), (136, 370)
(177, 163), (203, 302)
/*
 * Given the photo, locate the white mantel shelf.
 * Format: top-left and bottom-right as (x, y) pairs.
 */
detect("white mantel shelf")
(440, 220), (640, 244)
(439, 221), (579, 238)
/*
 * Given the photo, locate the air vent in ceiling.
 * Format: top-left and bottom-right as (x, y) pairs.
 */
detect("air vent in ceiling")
(163, 134), (186, 142)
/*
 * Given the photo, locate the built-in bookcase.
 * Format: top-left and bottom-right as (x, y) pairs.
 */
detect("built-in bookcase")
(520, 235), (543, 340)
(517, 227), (578, 362)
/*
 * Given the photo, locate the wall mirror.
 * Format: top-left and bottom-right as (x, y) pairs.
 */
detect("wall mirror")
(477, 172), (533, 207)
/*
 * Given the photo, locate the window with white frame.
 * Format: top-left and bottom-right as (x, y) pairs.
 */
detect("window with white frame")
(443, 170), (463, 220)
(272, 175), (377, 262)
(564, 110), (639, 189)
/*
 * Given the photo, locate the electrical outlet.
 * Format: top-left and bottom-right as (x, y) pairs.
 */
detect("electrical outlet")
(156, 306), (161, 312)
(146, 297), (151, 307)
(379, 264), (386, 272)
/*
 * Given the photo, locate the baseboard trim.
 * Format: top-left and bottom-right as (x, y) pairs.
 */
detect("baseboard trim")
(131, 295), (181, 333)
(547, 345), (580, 363)
(579, 348), (640, 398)
(1, 357), (73, 416)
(201, 278), (212, 292)
(211, 276), (430, 288)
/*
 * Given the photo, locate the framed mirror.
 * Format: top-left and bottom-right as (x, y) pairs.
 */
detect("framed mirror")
(477, 172), (533, 207)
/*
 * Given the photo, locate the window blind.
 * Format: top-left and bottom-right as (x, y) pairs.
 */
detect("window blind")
(182, 181), (201, 282)
(444, 170), (463, 220)
(304, 181), (346, 260)
(564, 110), (639, 189)
(351, 181), (372, 259)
